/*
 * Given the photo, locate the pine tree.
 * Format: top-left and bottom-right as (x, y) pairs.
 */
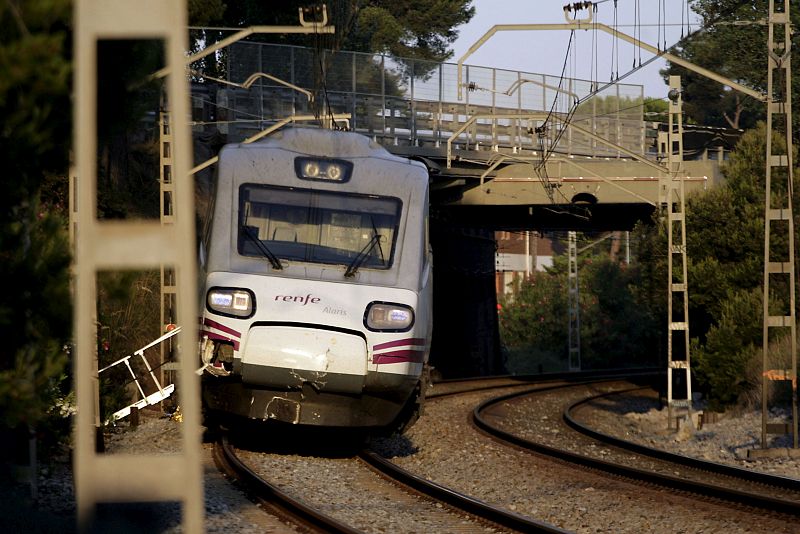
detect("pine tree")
(0, 1), (73, 432)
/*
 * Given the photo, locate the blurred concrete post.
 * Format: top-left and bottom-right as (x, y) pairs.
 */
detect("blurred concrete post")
(72, 1), (203, 531)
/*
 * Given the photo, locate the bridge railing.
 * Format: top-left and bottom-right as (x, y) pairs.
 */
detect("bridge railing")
(218, 42), (644, 158)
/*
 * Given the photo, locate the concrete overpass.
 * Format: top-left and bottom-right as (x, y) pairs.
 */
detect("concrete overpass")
(388, 145), (714, 230)
(190, 41), (720, 230)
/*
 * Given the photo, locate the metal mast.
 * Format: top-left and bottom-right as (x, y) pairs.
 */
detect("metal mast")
(665, 75), (692, 427)
(761, 0), (798, 450)
(568, 231), (581, 371)
(159, 105), (177, 393)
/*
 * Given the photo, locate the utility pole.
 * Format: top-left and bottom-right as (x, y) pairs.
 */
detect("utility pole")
(159, 105), (177, 396)
(664, 76), (692, 428)
(760, 0), (797, 451)
(568, 231), (580, 371)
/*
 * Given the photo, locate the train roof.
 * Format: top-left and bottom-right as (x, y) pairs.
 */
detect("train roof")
(224, 127), (420, 166)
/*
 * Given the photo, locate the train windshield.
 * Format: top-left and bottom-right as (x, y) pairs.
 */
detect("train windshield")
(238, 184), (401, 270)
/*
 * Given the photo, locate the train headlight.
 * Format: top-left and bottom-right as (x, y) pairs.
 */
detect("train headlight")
(295, 157), (353, 183)
(207, 288), (255, 318)
(364, 302), (414, 332)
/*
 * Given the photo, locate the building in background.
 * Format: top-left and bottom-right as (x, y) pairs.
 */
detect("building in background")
(495, 231), (555, 299)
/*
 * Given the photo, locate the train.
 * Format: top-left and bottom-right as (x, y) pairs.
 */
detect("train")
(197, 127), (433, 433)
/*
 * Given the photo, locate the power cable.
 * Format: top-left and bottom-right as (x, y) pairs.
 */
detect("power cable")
(591, 5), (599, 91)
(634, 0), (641, 67)
(612, 0), (619, 81)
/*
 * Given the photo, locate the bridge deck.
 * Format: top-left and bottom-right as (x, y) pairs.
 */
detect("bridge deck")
(213, 42), (645, 158)
(192, 42), (716, 228)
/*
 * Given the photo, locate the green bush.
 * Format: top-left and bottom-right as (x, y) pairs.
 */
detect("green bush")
(692, 288), (762, 410)
(0, 200), (71, 430)
(499, 242), (662, 373)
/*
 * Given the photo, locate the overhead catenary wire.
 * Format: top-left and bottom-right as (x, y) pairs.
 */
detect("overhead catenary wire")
(612, 0), (619, 81)
(637, 0), (643, 66)
(529, 0), (750, 180)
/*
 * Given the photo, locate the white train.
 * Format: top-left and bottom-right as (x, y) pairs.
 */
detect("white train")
(198, 127), (433, 432)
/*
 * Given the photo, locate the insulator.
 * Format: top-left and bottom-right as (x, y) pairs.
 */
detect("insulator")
(467, 81), (477, 92)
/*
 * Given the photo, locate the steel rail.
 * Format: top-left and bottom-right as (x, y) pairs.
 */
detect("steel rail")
(563, 387), (800, 492)
(358, 450), (567, 533)
(214, 435), (363, 534)
(473, 385), (800, 516)
(428, 368), (660, 399)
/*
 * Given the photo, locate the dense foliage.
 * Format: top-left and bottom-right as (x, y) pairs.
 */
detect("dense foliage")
(499, 235), (663, 373)
(189, 1), (474, 62)
(687, 125), (799, 410)
(664, 0), (799, 132)
(0, 1), (72, 432)
(500, 125), (800, 410)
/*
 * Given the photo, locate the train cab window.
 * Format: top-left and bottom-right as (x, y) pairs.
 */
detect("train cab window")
(238, 184), (401, 271)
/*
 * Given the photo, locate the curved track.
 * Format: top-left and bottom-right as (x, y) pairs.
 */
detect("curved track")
(473, 383), (800, 517)
(213, 375), (629, 533)
(213, 435), (360, 534)
(216, 371), (795, 532)
(214, 391), (568, 532)
(358, 449), (566, 533)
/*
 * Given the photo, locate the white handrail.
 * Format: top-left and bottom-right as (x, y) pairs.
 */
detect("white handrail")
(98, 326), (183, 421)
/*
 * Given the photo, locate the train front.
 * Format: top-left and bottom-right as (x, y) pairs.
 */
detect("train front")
(198, 128), (432, 431)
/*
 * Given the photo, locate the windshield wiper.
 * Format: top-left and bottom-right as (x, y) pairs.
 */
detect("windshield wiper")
(241, 225), (283, 270)
(370, 216), (385, 265)
(344, 233), (383, 278)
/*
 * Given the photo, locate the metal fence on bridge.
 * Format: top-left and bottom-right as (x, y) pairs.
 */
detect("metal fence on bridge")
(212, 42), (644, 158)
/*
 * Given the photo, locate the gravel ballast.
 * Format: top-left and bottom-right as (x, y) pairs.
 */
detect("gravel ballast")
(21, 383), (800, 532)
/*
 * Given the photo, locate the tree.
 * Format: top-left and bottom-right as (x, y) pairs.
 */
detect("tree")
(692, 288), (762, 410)
(188, 1), (475, 77)
(643, 97), (669, 121)
(206, 1), (475, 61)
(662, 0), (798, 131)
(500, 268), (569, 368)
(499, 237), (662, 373)
(345, 1), (475, 63)
(684, 124), (797, 340)
(0, 1), (72, 433)
(677, 123), (800, 408)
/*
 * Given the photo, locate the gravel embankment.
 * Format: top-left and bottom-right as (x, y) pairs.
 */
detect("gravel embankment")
(571, 388), (800, 478)
(370, 382), (799, 533)
(22, 383), (800, 533)
(28, 413), (298, 533)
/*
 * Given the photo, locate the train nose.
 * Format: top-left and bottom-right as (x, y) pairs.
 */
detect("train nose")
(240, 326), (368, 394)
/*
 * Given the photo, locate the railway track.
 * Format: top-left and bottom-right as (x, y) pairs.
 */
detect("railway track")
(474, 382), (800, 519)
(213, 435), (360, 534)
(212, 373), (799, 532)
(374, 376), (799, 531)
(215, 431), (566, 533)
(563, 388), (800, 508)
(213, 374), (576, 533)
(210, 372), (651, 533)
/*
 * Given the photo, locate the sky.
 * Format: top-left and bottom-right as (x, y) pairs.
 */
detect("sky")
(450, 0), (702, 98)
